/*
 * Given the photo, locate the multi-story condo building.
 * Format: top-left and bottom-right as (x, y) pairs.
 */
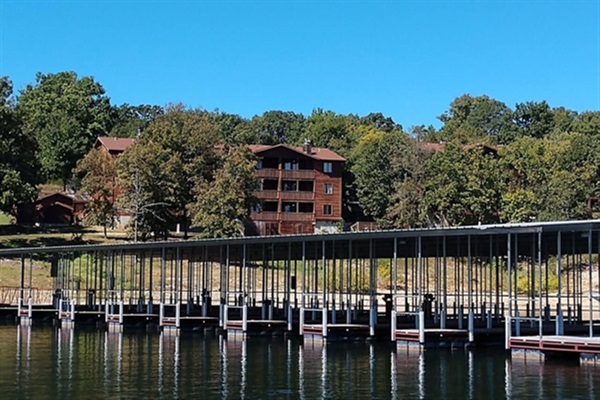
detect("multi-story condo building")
(247, 142), (345, 235)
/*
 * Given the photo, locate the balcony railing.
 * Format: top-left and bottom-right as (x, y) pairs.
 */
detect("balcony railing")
(256, 169), (279, 179)
(249, 211), (278, 221)
(280, 191), (315, 201)
(249, 211), (315, 222)
(281, 212), (314, 222)
(254, 190), (278, 200)
(256, 168), (316, 180)
(281, 170), (315, 180)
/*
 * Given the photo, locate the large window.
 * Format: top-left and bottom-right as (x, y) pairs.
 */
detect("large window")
(282, 180), (297, 191)
(284, 160), (299, 171)
(324, 183), (333, 194)
(323, 162), (332, 174)
(283, 202), (297, 213)
(323, 204), (332, 215)
(299, 202), (314, 213)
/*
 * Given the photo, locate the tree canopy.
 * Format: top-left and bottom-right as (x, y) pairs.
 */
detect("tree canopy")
(2, 70), (600, 235)
(17, 72), (112, 187)
(0, 77), (39, 214)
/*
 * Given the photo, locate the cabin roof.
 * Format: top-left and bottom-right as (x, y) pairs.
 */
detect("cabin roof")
(248, 144), (345, 162)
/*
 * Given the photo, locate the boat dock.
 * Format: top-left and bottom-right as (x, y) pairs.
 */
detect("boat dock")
(0, 220), (599, 355)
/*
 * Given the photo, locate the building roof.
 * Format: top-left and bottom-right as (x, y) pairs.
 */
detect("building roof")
(94, 137), (136, 153)
(248, 144), (345, 162)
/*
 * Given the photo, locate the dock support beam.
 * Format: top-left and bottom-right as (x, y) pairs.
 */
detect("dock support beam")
(418, 310), (425, 344)
(468, 309), (474, 343)
(505, 316), (511, 349)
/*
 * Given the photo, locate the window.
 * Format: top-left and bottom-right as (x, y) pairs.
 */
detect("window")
(323, 162), (332, 174)
(324, 183), (333, 194)
(299, 202), (314, 213)
(283, 202), (297, 213)
(323, 205), (332, 215)
(256, 159), (263, 169)
(282, 180), (297, 191)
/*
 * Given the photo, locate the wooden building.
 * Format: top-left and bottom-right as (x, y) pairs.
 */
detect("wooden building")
(247, 143), (345, 235)
(16, 192), (89, 226)
(94, 136), (136, 157)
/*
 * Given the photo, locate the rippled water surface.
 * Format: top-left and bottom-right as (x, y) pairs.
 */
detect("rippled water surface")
(0, 325), (599, 399)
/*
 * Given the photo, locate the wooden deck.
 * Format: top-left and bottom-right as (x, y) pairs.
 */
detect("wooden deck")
(509, 335), (600, 354)
(226, 319), (288, 335)
(395, 329), (469, 347)
(302, 323), (371, 339)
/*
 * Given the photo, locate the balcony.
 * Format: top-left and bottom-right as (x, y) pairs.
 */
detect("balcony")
(281, 169), (315, 180)
(254, 190), (278, 200)
(280, 191), (315, 201)
(249, 211), (278, 221)
(249, 211), (315, 222)
(256, 169), (279, 179)
(281, 212), (314, 222)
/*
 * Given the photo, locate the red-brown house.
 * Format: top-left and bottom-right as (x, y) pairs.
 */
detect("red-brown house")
(246, 143), (345, 235)
(16, 192), (89, 226)
(94, 136), (136, 157)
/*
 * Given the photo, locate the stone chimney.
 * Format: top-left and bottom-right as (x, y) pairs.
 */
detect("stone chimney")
(303, 138), (312, 155)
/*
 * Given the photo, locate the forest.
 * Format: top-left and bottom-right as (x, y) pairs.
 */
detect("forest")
(1, 71), (599, 238)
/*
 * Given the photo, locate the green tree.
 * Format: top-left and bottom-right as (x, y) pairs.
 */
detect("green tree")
(513, 101), (555, 139)
(236, 110), (306, 145)
(438, 94), (516, 144)
(359, 112), (402, 133)
(350, 128), (412, 224)
(73, 148), (117, 237)
(423, 143), (503, 226)
(117, 140), (174, 240)
(17, 71), (112, 187)
(189, 146), (258, 238)
(141, 105), (220, 235)
(305, 109), (360, 158)
(0, 77), (39, 214)
(499, 133), (598, 222)
(572, 111), (600, 136)
(108, 104), (164, 138)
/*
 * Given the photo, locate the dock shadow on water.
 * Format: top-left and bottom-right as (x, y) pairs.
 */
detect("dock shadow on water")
(0, 326), (598, 399)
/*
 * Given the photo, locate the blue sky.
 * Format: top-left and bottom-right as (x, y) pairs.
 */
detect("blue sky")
(1, 1), (599, 130)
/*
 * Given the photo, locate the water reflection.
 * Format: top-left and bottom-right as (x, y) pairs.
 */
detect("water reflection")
(0, 326), (598, 399)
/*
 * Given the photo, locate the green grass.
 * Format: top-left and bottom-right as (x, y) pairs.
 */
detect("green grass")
(0, 212), (12, 225)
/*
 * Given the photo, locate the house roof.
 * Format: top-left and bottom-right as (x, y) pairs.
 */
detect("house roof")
(95, 137), (136, 153)
(248, 144), (345, 162)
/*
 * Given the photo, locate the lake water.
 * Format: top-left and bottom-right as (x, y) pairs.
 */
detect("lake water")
(0, 325), (598, 399)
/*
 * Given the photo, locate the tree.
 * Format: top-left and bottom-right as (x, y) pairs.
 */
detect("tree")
(304, 109), (360, 158)
(422, 143), (503, 226)
(235, 110), (306, 145)
(350, 128), (412, 224)
(438, 94), (515, 144)
(0, 77), (39, 214)
(117, 140), (174, 240)
(572, 111), (600, 137)
(513, 101), (555, 139)
(141, 105), (220, 236)
(108, 104), (164, 138)
(189, 146), (258, 237)
(359, 112), (402, 133)
(499, 133), (598, 222)
(17, 71), (112, 187)
(73, 148), (117, 237)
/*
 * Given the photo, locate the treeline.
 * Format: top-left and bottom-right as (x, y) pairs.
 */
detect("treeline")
(1, 71), (599, 238)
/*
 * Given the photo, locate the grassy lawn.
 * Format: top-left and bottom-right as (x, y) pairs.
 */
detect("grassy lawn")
(0, 212), (12, 225)
(0, 225), (128, 249)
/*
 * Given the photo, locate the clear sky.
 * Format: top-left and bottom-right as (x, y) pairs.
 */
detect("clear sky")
(1, 0), (599, 130)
